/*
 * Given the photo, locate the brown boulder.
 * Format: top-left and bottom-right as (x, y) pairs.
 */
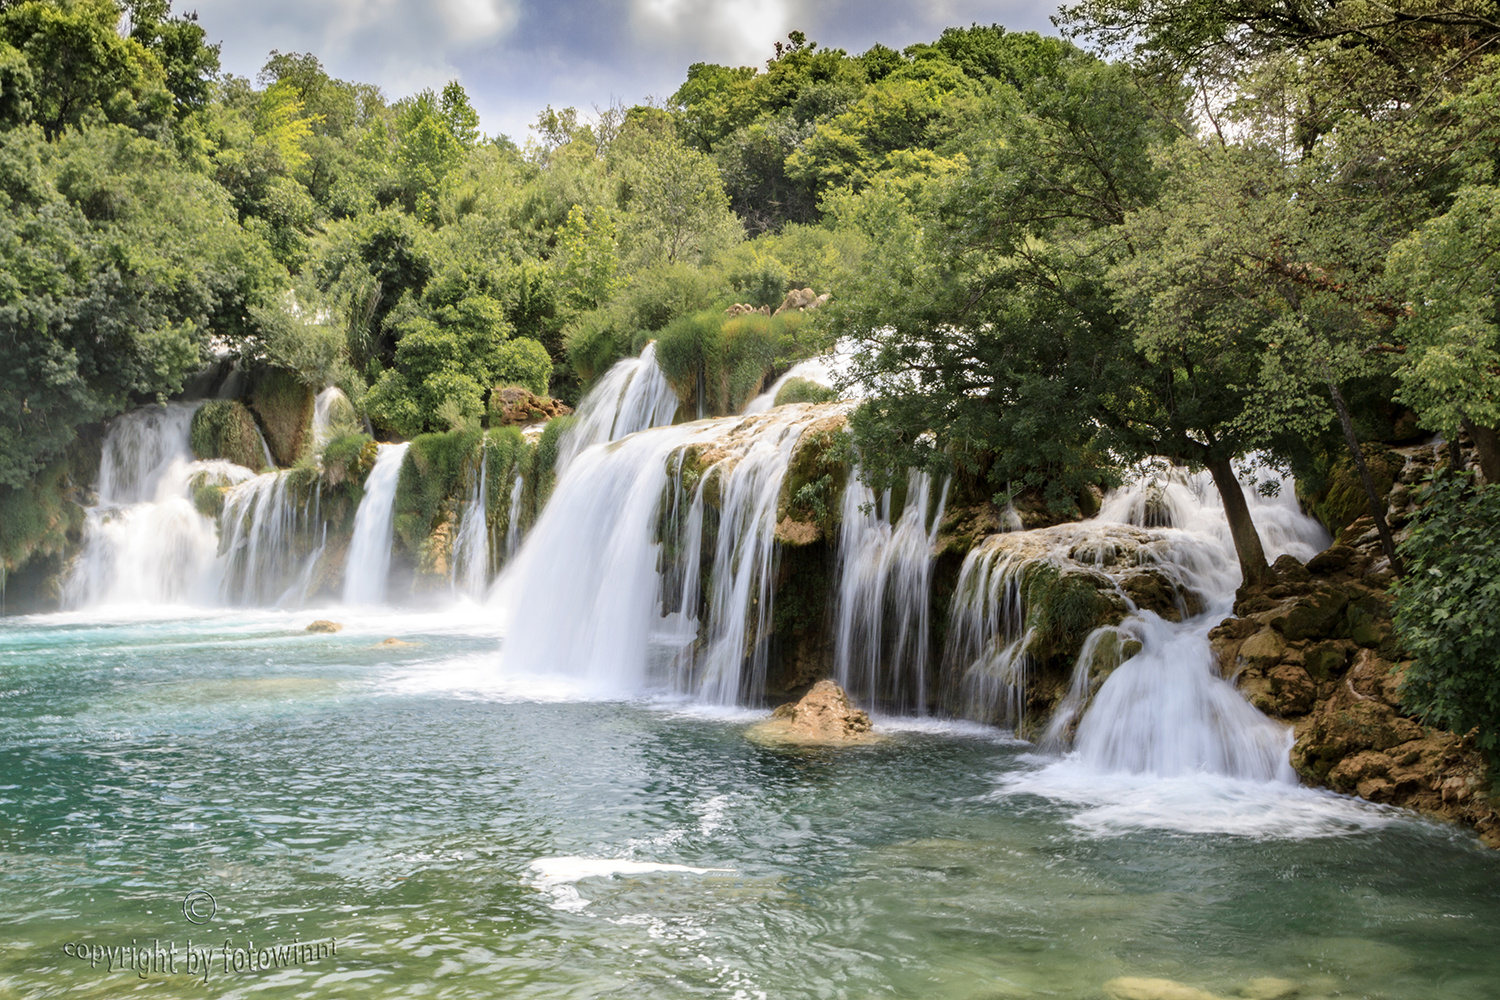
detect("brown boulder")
(305, 620), (343, 633)
(748, 680), (878, 746)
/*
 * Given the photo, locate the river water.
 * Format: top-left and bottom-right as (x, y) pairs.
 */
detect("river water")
(3, 607), (1497, 1000)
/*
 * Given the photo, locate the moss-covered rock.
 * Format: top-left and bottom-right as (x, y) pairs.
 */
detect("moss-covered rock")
(774, 416), (851, 546)
(1303, 443), (1400, 537)
(249, 368), (315, 466)
(190, 401), (267, 470)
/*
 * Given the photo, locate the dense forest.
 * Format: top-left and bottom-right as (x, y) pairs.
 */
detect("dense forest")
(2, 0), (1499, 755)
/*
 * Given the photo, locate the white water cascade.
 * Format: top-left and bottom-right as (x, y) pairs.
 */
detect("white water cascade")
(218, 471), (324, 607)
(342, 442), (409, 605)
(451, 439), (490, 601)
(494, 403), (846, 701)
(65, 404), (257, 607)
(310, 386), (357, 450)
(944, 463), (1329, 780)
(557, 342), (681, 472)
(831, 469), (949, 713)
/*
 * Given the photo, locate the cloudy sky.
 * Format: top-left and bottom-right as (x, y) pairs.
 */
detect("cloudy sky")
(185, 0), (1062, 142)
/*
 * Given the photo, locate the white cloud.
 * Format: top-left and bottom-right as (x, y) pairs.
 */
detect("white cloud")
(630, 0), (791, 67)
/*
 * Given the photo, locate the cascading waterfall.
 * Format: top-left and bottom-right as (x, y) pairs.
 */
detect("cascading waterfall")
(451, 438), (490, 600)
(942, 462), (1329, 779)
(557, 341), (680, 472)
(831, 469), (949, 713)
(218, 471), (324, 607)
(65, 404), (257, 607)
(494, 404), (846, 701)
(310, 386), (356, 450)
(343, 442), (410, 606)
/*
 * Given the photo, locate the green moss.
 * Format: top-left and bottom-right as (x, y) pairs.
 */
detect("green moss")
(190, 401), (267, 470)
(1020, 564), (1122, 665)
(775, 423), (852, 541)
(1306, 444), (1399, 537)
(774, 377), (837, 407)
(529, 416), (576, 514)
(393, 429), (484, 555)
(249, 367), (315, 466)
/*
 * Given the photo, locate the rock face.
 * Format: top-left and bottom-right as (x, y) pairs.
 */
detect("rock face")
(489, 387), (573, 427)
(1210, 443), (1499, 846)
(748, 680), (877, 746)
(772, 287), (830, 316)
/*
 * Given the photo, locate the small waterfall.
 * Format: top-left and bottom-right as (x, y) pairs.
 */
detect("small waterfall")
(343, 442), (410, 605)
(831, 469), (948, 713)
(504, 474), (525, 563)
(310, 386), (355, 450)
(218, 471), (323, 606)
(494, 405), (845, 701)
(65, 404), (257, 608)
(742, 343), (857, 414)
(558, 342), (680, 471)
(941, 460), (1329, 778)
(451, 438), (490, 600)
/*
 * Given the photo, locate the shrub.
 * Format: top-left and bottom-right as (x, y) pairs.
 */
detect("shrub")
(1392, 473), (1500, 757)
(655, 309), (808, 415)
(492, 337), (552, 396)
(774, 376), (837, 407)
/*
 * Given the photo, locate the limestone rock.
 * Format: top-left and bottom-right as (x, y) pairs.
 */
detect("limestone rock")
(724, 302), (772, 317)
(1103, 977), (1225, 1000)
(377, 637), (419, 647)
(489, 386), (574, 427)
(305, 620), (343, 633)
(772, 286), (824, 316)
(747, 680), (878, 746)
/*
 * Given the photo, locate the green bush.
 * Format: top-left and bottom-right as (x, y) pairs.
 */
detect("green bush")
(492, 337), (552, 396)
(562, 262), (724, 386)
(774, 376), (837, 407)
(190, 401), (267, 470)
(1392, 473), (1500, 757)
(654, 309), (809, 415)
(530, 415), (576, 512)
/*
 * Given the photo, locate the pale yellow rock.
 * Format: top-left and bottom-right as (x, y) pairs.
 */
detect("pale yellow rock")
(746, 680), (882, 747)
(1238, 977), (1300, 1000)
(305, 620), (343, 633)
(376, 637), (419, 648)
(1103, 977), (1225, 1000)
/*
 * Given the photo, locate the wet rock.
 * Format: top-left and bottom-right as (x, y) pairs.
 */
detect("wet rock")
(305, 620), (343, 633)
(1237, 977), (1300, 999)
(1238, 629), (1286, 670)
(1301, 641), (1348, 681)
(1281, 589), (1350, 641)
(376, 637), (419, 647)
(1268, 663), (1317, 715)
(1103, 977), (1224, 1000)
(747, 680), (878, 746)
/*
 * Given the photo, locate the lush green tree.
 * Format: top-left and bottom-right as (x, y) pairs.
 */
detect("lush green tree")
(0, 0), (172, 138)
(615, 123), (741, 268)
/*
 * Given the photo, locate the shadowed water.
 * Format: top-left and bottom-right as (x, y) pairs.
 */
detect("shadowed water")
(3, 610), (1498, 999)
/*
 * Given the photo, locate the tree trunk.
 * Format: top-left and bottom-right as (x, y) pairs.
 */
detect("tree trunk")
(1326, 377), (1404, 577)
(1460, 417), (1500, 486)
(1205, 453), (1271, 588)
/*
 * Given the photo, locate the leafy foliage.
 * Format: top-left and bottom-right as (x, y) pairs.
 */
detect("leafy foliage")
(1392, 474), (1500, 756)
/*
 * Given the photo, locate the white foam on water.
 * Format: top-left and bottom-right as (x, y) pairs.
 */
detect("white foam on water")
(527, 856), (734, 912)
(994, 758), (1398, 839)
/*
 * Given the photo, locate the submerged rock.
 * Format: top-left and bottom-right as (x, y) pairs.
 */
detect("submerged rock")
(1103, 977), (1225, 1000)
(376, 637), (418, 647)
(305, 620), (343, 633)
(747, 680), (878, 746)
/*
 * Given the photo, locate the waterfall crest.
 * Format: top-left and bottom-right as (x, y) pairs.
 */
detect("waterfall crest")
(558, 342), (680, 472)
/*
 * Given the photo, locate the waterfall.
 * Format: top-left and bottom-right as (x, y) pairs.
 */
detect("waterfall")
(831, 469), (948, 713)
(942, 460), (1329, 779)
(65, 404), (257, 608)
(494, 404), (845, 701)
(558, 342), (680, 472)
(310, 386), (355, 450)
(342, 442), (410, 605)
(504, 474), (525, 563)
(742, 342), (857, 414)
(451, 438), (490, 600)
(218, 471), (323, 606)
